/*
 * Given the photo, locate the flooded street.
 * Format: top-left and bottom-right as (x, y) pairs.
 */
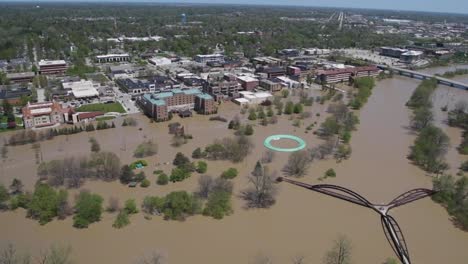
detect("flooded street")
(1, 70), (468, 263)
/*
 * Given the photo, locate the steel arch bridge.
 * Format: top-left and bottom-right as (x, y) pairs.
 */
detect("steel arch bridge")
(276, 177), (436, 264)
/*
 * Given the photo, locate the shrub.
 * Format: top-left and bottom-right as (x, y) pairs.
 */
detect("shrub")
(196, 161), (208, 173)
(203, 191), (232, 219)
(169, 167), (191, 182)
(221, 168), (238, 179)
(124, 199), (139, 214)
(192, 147), (205, 159)
(27, 184), (59, 225)
(134, 140), (158, 158)
(73, 191), (103, 228)
(140, 179), (150, 188)
(162, 191), (201, 220)
(157, 173), (169, 185)
(113, 211), (130, 229)
(325, 169), (336, 178)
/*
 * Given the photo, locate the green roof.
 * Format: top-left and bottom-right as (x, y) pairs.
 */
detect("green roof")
(183, 88), (202, 95)
(196, 93), (213, 100)
(143, 94), (166, 106)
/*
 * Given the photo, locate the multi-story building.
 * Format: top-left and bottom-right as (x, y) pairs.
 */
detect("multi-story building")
(380, 47), (408, 58)
(22, 101), (71, 129)
(194, 54), (224, 64)
(6, 72), (35, 83)
(203, 80), (240, 101)
(139, 88), (215, 121)
(38, 60), (68, 75)
(315, 66), (380, 84)
(95, 54), (130, 63)
(236, 76), (259, 91)
(260, 67), (286, 78)
(259, 79), (283, 92)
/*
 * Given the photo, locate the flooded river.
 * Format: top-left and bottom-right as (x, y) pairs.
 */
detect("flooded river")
(0, 68), (468, 263)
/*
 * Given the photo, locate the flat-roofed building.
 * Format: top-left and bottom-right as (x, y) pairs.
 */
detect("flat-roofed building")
(315, 66), (380, 84)
(194, 54), (224, 64)
(148, 57), (172, 66)
(62, 80), (99, 98)
(203, 80), (240, 101)
(236, 75), (259, 91)
(259, 79), (282, 92)
(95, 53), (130, 63)
(22, 101), (71, 129)
(6, 72), (35, 83)
(235, 91), (273, 105)
(139, 88), (215, 121)
(380, 47), (408, 58)
(0, 86), (32, 105)
(38, 60), (67, 75)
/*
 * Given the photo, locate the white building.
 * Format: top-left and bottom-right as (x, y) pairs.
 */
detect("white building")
(235, 91), (273, 106)
(62, 80), (100, 98)
(148, 57), (172, 66)
(96, 53), (130, 63)
(276, 76), (301, 88)
(194, 54), (224, 64)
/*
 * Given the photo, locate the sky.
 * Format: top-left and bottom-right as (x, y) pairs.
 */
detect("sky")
(149, 0), (467, 14)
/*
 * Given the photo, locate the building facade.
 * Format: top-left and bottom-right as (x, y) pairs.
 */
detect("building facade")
(22, 101), (70, 129)
(315, 66), (380, 84)
(194, 54), (224, 64)
(38, 60), (68, 75)
(203, 80), (240, 101)
(139, 88), (215, 121)
(95, 54), (130, 63)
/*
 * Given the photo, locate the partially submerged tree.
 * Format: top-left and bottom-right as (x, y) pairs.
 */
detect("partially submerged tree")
(282, 151), (311, 177)
(324, 235), (352, 264)
(242, 162), (278, 208)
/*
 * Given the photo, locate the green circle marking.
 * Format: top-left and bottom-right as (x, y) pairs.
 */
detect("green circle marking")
(264, 134), (307, 152)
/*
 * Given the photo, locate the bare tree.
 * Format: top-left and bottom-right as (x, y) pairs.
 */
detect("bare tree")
(250, 254), (273, 264)
(196, 175), (214, 199)
(292, 255), (306, 264)
(261, 150), (275, 164)
(324, 235), (352, 264)
(37, 245), (73, 264)
(196, 176), (233, 199)
(242, 162), (278, 208)
(137, 251), (167, 264)
(282, 151), (311, 177)
(0, 243), (30, 264)
(107, 197), (120, 213)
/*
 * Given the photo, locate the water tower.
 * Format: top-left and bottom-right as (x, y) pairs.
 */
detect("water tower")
(181, 13), (187, 24)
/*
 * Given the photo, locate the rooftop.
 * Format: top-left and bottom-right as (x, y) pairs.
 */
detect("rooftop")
(39, 60), (67, 66)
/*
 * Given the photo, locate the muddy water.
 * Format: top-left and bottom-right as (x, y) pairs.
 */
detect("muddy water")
(1, 73), (468, 263)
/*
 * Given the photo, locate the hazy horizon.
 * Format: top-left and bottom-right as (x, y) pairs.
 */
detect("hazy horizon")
(1, 0), (468, 15)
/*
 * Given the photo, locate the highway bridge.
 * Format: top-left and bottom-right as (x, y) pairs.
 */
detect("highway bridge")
(377, 65), (468, 90)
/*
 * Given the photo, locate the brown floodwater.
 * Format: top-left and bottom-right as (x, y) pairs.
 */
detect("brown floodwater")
(0, 70), (468, 264)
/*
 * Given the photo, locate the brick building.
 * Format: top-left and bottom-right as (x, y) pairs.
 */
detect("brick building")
(139, 88), (215, 122)
(38, 60), (68, 75)
(315, 66), (380, 84)
(236, 76), (259, 91)
(203, 80), (240, 101)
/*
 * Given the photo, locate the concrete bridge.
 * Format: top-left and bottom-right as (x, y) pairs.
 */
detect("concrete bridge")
(377, 65), (468, 90)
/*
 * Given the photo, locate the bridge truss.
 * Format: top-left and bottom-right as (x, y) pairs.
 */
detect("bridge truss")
(276, 177), (436, 264)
